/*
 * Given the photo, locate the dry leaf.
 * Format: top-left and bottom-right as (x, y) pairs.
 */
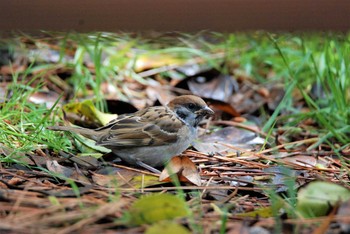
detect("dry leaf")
(92, 168), (136, 187)
(46, 160), (91, 185)
(159, 156), (201, 186)
(187, 74), (237, 102)
(205, 98), (240, 117)
(92, 169), (162, 188)
(281, 155), (317, 168)
(193, 126), (263, 153)
(46, 160), (73, 178)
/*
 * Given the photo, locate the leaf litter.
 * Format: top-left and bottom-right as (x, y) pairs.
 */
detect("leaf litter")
(0, 32), (349, 233)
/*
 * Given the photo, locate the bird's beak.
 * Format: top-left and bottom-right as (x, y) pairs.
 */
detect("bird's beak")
(197, 106), (214, 116)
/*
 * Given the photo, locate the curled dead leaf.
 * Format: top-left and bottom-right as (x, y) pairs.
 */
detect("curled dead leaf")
(159, 156), (201, 186)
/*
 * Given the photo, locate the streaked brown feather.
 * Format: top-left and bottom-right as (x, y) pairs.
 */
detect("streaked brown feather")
(96, 106), (181, 147)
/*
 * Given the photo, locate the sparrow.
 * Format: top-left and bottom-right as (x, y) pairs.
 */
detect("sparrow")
(48, 95), (214, 173)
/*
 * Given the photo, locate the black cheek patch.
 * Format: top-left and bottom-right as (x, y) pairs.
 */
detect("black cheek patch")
(176, 110), (188, 120)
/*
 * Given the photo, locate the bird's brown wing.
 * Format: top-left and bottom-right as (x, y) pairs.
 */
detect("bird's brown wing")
(95, 107), (182, 147)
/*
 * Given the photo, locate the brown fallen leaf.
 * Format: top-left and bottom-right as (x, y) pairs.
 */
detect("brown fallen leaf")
(46, 160), (73, 178)
(92, 167), (162, 188)
(193, 126), (263, 154)
(91, 169), (136, 187)
(205, 98), (240, 118)
(159, 156), (201, 186)
(46, 160), (91, 185)
(281, 155), (317, 168)
(145, 85), (179, 106)
(187, 74), (237, 102)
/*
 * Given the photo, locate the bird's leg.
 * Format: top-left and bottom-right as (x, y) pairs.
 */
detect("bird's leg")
(136, 160), (162, 174)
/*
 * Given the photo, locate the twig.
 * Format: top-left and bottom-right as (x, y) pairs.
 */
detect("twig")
(111, 163), (160, 177)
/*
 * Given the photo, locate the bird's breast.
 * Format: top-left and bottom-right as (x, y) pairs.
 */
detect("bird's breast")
(114, 125), (197, 167)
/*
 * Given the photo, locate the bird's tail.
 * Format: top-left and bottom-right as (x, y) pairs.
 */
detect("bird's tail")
(47, 126), (99, 141)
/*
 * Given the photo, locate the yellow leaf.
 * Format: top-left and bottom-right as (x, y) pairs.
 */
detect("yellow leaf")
(129, 193), (189, 225)
(134, 54), (183, 72)
(146, 221), (191, 234)
(63, 100), (117, 126)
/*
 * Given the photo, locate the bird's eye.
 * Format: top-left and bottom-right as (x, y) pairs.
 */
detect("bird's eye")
(188, 103), (196, 110)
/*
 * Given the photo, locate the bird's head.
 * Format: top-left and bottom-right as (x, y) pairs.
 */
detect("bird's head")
(167, 95), (214, 127)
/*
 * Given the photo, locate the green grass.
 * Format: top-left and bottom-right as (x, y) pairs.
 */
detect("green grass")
(2, 32), (350, 162)
(0, 69), (72, 163)
(228, 33), (350, 148)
